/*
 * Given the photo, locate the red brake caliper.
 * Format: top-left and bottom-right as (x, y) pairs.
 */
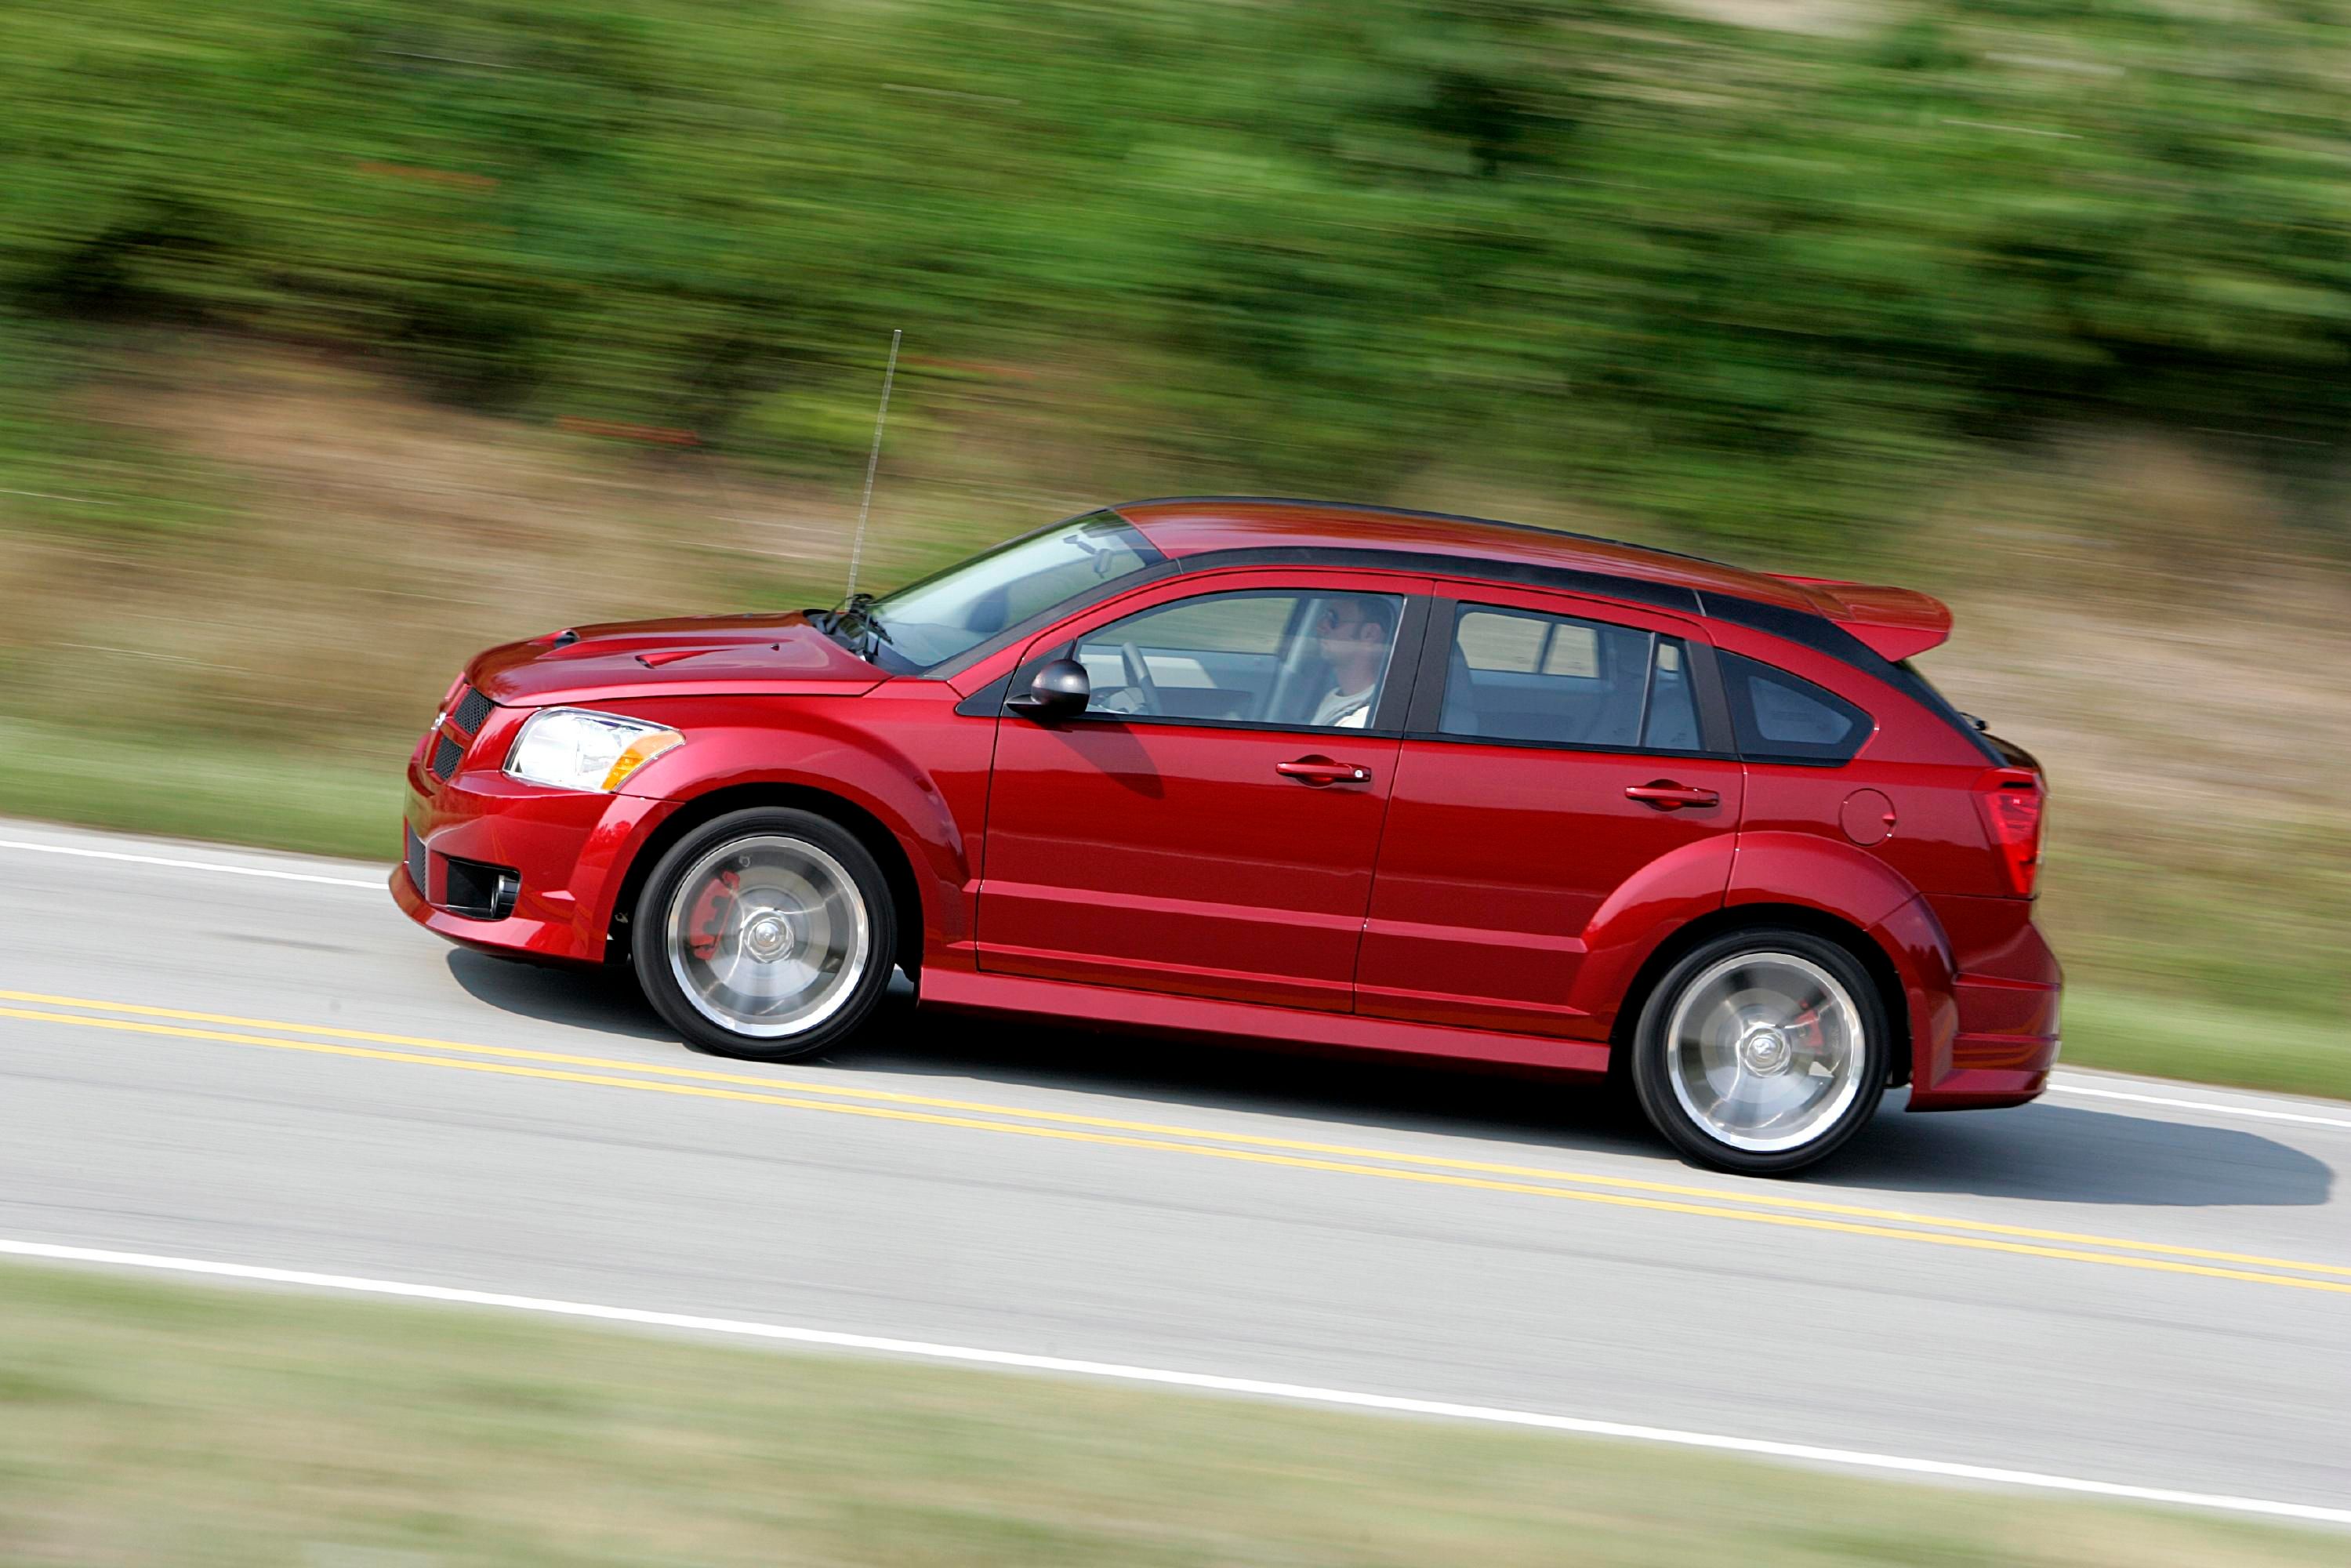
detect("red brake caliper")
(685, 868), (740, 961)
(1782, 1000), (1826, 1061)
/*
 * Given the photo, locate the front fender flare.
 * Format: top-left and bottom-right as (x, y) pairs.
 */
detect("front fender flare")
(619, 707), (979, 952)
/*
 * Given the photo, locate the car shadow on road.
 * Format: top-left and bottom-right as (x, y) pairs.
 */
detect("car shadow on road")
(448, 956), (2333, 1211)
(444, 950), (677, 1042)
(1819, 1097), (2333, 1208)
(854, 991), (2333, 1210)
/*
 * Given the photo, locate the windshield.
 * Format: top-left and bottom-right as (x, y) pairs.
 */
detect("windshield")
(851, 510), (1163, 672)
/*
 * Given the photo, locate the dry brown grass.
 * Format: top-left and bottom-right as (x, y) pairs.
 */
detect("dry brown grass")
(4, 340), (876, 745)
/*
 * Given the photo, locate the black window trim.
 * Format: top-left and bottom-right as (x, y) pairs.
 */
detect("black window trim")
(978, 587), (1433, 739)
(1406, 595), (1739, 760)
(916, 531), (1999, 765)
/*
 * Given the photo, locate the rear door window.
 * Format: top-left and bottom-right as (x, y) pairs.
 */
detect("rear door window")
(1719, 652), (1872, 764)
(1439, 604), (1702, 752)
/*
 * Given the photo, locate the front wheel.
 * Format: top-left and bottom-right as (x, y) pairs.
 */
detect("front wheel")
(631, 808), (897, 1062)
(1629, 929), (1888, 1175)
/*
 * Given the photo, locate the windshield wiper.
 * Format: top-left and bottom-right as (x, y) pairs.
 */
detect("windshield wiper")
(808, 591), (894, 661)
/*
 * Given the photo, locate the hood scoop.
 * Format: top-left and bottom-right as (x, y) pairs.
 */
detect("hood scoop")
(469, 612), (883, 706)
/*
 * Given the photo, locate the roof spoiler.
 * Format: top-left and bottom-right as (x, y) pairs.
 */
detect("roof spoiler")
(1766, 575), (1953, 662)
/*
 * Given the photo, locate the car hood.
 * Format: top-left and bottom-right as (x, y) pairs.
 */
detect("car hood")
(468, 612), (886, 707)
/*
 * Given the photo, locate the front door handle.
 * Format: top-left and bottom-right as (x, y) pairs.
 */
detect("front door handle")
(1277, 757), (1373, 786)
(1626, 780), (1720, 811)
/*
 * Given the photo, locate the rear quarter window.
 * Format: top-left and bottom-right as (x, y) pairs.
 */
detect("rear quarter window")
(1719, 652), (1872, 764)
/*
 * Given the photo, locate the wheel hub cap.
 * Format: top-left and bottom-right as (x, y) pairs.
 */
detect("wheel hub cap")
(741, 909), (796, 962)
(1736, 1023), (1793, 1076)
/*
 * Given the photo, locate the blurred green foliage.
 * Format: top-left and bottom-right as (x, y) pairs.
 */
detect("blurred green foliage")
(5, 0), (2349, 547)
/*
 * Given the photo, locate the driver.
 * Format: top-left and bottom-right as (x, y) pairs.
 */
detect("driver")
(1308, 595), (1395, 728)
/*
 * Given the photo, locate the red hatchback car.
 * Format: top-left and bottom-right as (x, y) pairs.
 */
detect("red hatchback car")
(395, 499), (2058, 1173)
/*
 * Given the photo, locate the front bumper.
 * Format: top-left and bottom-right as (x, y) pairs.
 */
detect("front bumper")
(396, 743), (676, 964)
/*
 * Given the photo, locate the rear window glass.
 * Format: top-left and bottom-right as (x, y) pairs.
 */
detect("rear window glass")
(1439, 604), (1701, 752)
(1720, 652), (1872, 764)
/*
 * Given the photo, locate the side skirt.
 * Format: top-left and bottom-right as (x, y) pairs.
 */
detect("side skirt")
(918, 968), (1611, 1077)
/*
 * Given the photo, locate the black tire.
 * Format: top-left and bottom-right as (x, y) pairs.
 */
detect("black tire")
(630, 808), (897, 1062)
(1628, 927), (1889, 1176)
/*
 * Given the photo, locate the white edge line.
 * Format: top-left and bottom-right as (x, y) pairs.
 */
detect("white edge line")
(2, 1238), (2345, 1530)
(2046, 1081), (2351, 1132)
(0, 839), (383, 890)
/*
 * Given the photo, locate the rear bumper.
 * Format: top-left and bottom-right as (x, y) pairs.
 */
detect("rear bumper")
(1898, 896), (2063, 1112)
(395, 748), (676, 964)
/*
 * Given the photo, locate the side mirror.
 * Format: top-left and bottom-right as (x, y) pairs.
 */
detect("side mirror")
(1006, 657), (1090, 718)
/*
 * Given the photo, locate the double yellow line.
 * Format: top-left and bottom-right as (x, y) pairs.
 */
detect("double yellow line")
(5, 986), (2348, 1297)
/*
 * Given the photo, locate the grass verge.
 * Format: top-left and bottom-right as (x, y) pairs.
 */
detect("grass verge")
(0, 717), (398, 862)
(2061, 987), (2349, 1105)
(0, 1260), (2341, 1566)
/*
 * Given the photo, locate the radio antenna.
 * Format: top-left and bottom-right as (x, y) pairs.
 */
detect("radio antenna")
(844, 328), (902, 602)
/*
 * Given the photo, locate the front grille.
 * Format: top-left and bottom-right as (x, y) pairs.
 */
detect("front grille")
(430, 732), (464, 780)
(451, 684), (495, 735)
(405, 824), (429, 898)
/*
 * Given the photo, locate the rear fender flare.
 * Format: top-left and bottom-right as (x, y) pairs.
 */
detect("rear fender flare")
(1728, 830), (1917, 929)
(1868, 894), (1961, 1094)
(1731, 831), (1952, 1089)
(1563, 835), (1739, 1033)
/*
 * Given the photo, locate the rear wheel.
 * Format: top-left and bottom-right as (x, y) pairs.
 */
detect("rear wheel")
(631, 808), (896, 1062)
(1629, 928), (1888, 1175)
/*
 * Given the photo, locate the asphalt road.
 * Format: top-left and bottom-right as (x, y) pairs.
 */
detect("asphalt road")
(2, 816), (2346, 1516)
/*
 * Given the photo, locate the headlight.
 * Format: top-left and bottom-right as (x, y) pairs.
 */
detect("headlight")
(505, 709), (684, 793)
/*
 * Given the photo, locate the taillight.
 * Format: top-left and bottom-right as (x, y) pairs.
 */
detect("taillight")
(1975, 768), (2045, 898)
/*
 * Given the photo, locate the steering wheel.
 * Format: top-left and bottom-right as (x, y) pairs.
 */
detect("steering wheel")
(1119, 642), (1163, 717)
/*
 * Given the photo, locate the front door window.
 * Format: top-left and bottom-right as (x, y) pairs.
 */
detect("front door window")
(1071, 590), (1408, 731)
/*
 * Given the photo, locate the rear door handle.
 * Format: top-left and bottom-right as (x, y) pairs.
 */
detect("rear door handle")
(1625, 780), (1720, 811)
(1277, 757), (1373, 786)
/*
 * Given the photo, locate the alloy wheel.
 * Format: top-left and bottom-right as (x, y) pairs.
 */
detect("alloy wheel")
(663, 833), (872, 1039)
(1661, 950), (1867, 1155)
